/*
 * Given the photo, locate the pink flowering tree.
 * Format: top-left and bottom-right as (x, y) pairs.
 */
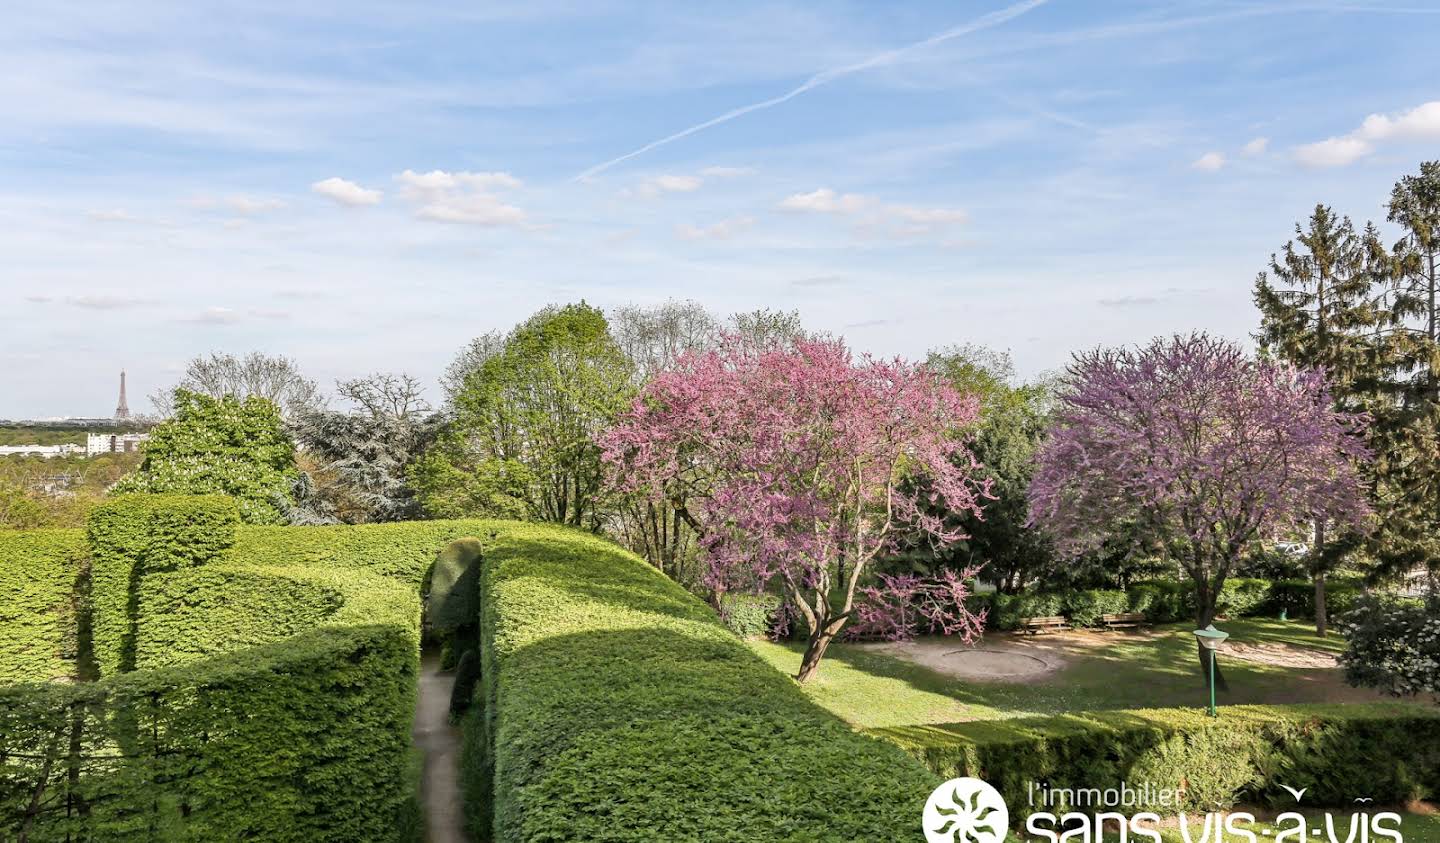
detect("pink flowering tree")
(600, 336), (992, 682)
(1029, 334), (1370, 689)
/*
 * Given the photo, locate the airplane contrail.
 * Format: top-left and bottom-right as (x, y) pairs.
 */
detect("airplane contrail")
(574, 0), (1050, 181)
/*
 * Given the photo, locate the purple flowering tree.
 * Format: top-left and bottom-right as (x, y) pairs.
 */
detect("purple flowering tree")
(1029, 334), (1370, 688)
(601, 336), (991, 682)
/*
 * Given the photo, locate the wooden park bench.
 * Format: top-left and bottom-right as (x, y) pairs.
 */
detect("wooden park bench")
(1100, 612), (1148, 630)
(1020, 615), (1070, 634)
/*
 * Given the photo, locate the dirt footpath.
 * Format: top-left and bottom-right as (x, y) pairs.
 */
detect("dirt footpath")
(414, 650), (469, 843)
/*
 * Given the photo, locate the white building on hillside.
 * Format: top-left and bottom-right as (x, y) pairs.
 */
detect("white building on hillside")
(86, 432), (148, 456)
(0, 444), (82, 458)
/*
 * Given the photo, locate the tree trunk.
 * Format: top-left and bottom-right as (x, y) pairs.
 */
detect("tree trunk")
(1313, 520), (1328, 637)
(796, 630), (835, 683)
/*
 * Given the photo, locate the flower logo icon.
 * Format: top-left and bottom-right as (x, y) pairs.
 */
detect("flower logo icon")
(923, 777), (1009, 843)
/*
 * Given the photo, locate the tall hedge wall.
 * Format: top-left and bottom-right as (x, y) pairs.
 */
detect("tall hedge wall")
(0, 528), (87, 685)
(1, 501), (434, 841)
(871, 703), (1440, 819)
(0, 622), (417, 841)
(466, 524), (942, 842)
(87, 494), (240, 675)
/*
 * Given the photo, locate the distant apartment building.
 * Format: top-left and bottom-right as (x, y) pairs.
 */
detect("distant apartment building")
(0, 444), (83, 458)
(86, 432), (148, 456)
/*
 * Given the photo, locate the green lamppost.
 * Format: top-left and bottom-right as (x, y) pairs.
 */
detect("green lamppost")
(1192, 624), (1230, 717)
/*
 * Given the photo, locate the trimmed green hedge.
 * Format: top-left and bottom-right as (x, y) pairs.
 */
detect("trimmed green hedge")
(233, 519), (496, 587)
(982, 578), (1361, 630)
(0, 528), (87, 685)
(468, 524), (941, 841)
(87, 494), (240, 675)
(429, 537), (483, 633)
(871, 703), (1440, 819)
(2, 501), (438, 841)
(0, 623), (418, 841)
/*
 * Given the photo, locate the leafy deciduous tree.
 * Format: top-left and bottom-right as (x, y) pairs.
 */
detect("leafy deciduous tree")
(1029, 334), (1370, 689)
(422, 303), (632, 528)
(150, 352), (325, 420)
(115, 389), (298, 524)
(601, 336), (991, 682)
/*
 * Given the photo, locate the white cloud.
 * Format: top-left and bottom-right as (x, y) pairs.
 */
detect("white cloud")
(621, 167), (751, 198)
(1241, 137), (1269, 156)
(887, 205), (969, 225)
(65, 294), (149, 310)
(182, 307), (242, 325)
(396, 169), (523, 192)
(778, 188), (874, 214)
(675, 216), (755, 240)
(188, 195), (286, 215)
(311, 177), (383, 206)
(1191, 151), (1225, 171)
(698, 166), (755, 178)
(85, 209), (139, 223)
(1293, 101), (1440, 168)
(779, 188), (968, 236)
(624, 173), (703, 198)
(395, 169), (528, 227)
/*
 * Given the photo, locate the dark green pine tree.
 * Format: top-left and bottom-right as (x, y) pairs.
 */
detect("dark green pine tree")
(1253, 204), (1386, 636)
(1373, 162), (1440, 581)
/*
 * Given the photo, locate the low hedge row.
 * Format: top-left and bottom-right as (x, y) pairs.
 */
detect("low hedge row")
(232, 518), (496, 588)
(871, 703), (1440, 820)
(0, 528), (87, 685)
(975, 577), (1362, 630)
(466, 523), (942, 841)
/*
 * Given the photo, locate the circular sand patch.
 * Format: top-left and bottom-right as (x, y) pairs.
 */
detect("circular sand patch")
(859, 638), (1065, 682)
(944, 649), (1052, 677)
(1222, 641), (1337, 669)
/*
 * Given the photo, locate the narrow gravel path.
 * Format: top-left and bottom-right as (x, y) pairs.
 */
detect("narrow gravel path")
(414, 649), (469, 843)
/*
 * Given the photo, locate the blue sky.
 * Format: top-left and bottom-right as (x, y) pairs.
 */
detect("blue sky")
(3, 0), (1439, 417)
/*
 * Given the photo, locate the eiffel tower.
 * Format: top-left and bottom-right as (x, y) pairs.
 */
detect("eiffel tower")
(114, 370), (131, 420)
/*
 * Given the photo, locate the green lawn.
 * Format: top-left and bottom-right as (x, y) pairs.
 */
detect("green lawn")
(749, 619), (1391, 729)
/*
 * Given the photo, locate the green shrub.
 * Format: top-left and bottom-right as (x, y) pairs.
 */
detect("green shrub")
(467, 524), (940, 842)
(0, 528), (86, 685)
(111, 389), (298, 524)
(429, 537), (483, 632)
(450, 647), (481, 720)
(716, 591), (783, 638)
(991, 591), (1064, 630)
(871, 703), (1440, 820)
(1264, 578), (1361, 619)
(1217, 577), (1271, 617)
(1339, 595), (1440, 697)
(1062, 589), (1129, 627)
(87, 494), (240, 675)
(1127, 580), (1193, 622)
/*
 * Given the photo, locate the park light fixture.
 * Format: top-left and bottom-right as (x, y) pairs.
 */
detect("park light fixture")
(1192, 624), (1230, 717)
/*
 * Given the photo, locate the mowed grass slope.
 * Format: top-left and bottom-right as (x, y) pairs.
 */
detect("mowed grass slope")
(751, 619), (1394, 729)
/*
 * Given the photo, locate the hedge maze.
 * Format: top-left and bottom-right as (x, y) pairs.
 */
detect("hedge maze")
(0, 500), (489, 841)
(4, 499), (1435, 841)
